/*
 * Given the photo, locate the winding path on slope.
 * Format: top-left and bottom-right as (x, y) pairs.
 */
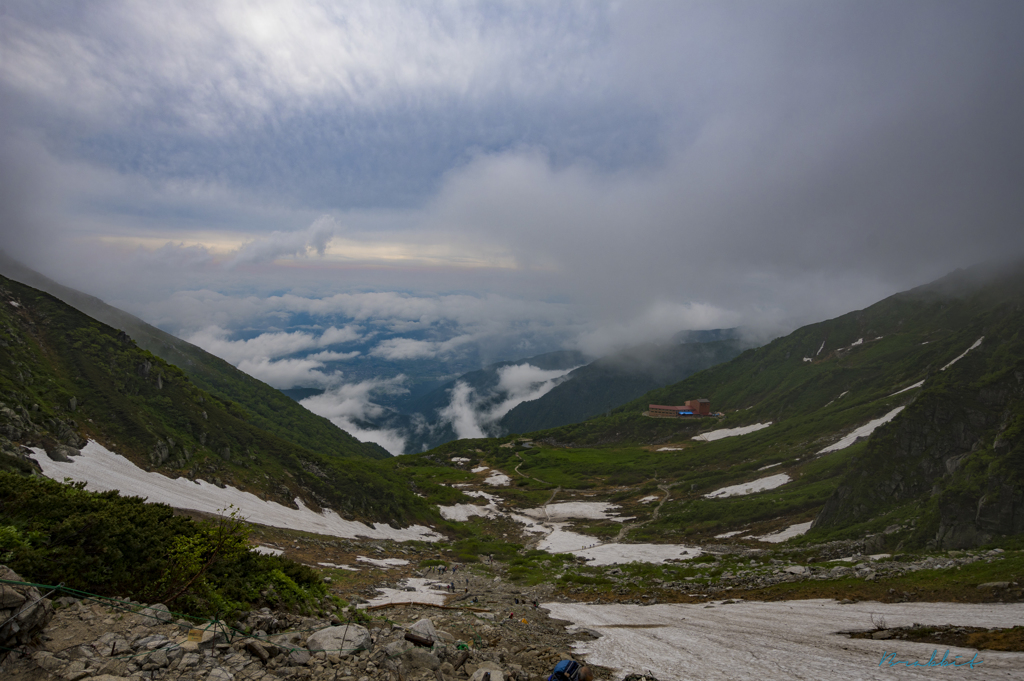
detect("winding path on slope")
(513, 452), (674, 549)
(614, 483), (671, 542)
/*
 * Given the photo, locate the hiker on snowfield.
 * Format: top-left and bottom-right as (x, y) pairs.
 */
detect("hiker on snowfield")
(547, 660), (592, 681)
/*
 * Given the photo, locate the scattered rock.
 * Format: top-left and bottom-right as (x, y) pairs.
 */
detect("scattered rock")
(138, 602), (173, 625)
(306, 623), (372, 654)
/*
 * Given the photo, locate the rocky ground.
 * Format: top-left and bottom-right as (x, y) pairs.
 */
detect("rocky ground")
(0, 565), (615, 681)
(2, 537), (1022, 680)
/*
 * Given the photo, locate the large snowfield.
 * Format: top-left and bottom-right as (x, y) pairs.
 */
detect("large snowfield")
(545, 600), (1024, 680)
(30, 441), (441, 542)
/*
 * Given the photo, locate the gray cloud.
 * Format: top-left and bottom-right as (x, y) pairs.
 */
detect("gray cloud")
(1, 0), (1022, 377)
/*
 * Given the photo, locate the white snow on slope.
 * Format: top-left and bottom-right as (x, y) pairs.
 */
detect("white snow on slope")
(693, 422), (771, 442)
(714, 530), (746, 539)
(851, 338), (864, 347)
(522, 502), (622, 522)
(536, 526), (700, 565)
(471, 466), (489, 473)
(318, 562), (359, 571)
(656, 447), (682, 451)
(817, 407), (905, 455)
(252, 546), (283, 556)
(802, 357), (812, 362)
(546, 600), (1024, 680)
(816, 340), (826, 355)
(638, 495), (659, 504)
(356, 556), (409, 567)
(754, 521), (813, 543)
(30, 441), (441, 542)
(889, 380), (925, 397)
(941, 336), (984, 371)
(757, 462), (781, 471)
(484, 471), (511, 486)
(362, 578), (449, 608)
(704, 473), (790, 499)
(438, 503), (494, 522)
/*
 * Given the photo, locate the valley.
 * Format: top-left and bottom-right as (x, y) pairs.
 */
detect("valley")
(2, 260), (1024, 680)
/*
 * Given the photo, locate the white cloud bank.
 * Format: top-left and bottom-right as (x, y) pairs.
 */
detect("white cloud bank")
(184, 324), (363, 389)
(439, 363), (578, 440)
(300, 378), (409, 455)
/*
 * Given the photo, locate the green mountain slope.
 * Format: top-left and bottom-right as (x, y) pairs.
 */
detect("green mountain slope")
(505, 260), (1024, 550)
(0, 252), (388, 460)
(0, 274), (432, 524)
(500, 338), (746, 434)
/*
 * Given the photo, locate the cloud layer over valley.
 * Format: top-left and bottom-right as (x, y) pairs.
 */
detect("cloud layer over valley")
(2, 1), (1022, 452)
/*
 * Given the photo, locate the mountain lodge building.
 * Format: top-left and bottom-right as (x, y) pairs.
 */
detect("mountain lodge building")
(649, 399), (710, 418)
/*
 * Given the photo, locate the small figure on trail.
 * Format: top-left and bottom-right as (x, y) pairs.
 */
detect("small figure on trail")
(547, 660), (592, 681)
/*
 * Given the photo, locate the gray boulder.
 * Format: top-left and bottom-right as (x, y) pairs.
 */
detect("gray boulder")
(139, 603), (173, 625)
(0, 565), (54, 654)
(384, 639), (413, 658)
(305, 623), (371, 654)
(409, 617), (438, 642)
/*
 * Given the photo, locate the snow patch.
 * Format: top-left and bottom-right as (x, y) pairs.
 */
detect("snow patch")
(544, 600), (1024, 681)
(817, 407), (904, 455)
(523, 502), (622, 522)
(638, 496), (659, 504)
(536, 527), (700, 564)
(888, 380), (924, 397)
(754, 521), (813, 543)
(713, 530), (747, 539)
(850, 338), (864, 347)
(29, 441), (441, 542)
(251, 546), (283, 556)
(656, 447), (682, 451)
(693, 422), (771, 442)
(704, 473), (790, 499)
(362, 578), (448, 608)
(757, 462), (781, 471)
(356, 556), (409, 567)
(450, 457), (470, 463)
(318, 562), (359, 571)
(471, 466), (489, 473)
(438, 503), (494, 522)
(484, 471), (511, 486)
(816, 340), (826, 355)
(941, 336), (984, 371)
(802, 357), (813, 362)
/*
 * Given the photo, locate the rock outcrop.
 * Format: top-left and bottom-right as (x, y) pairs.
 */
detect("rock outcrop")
(0, 565), (55, 658)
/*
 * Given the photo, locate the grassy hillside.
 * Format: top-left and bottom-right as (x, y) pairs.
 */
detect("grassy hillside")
(500, 338), (746, 434)
(422, 260), (1024, 551)
(0, 275), (434, 525)
(0, 252), (388, 460)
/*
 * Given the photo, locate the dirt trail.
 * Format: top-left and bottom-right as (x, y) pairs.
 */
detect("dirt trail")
(614, 483), (670, 542)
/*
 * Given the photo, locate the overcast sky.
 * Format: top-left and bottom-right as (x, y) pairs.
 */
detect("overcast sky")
(2, 1), (1023, 403)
